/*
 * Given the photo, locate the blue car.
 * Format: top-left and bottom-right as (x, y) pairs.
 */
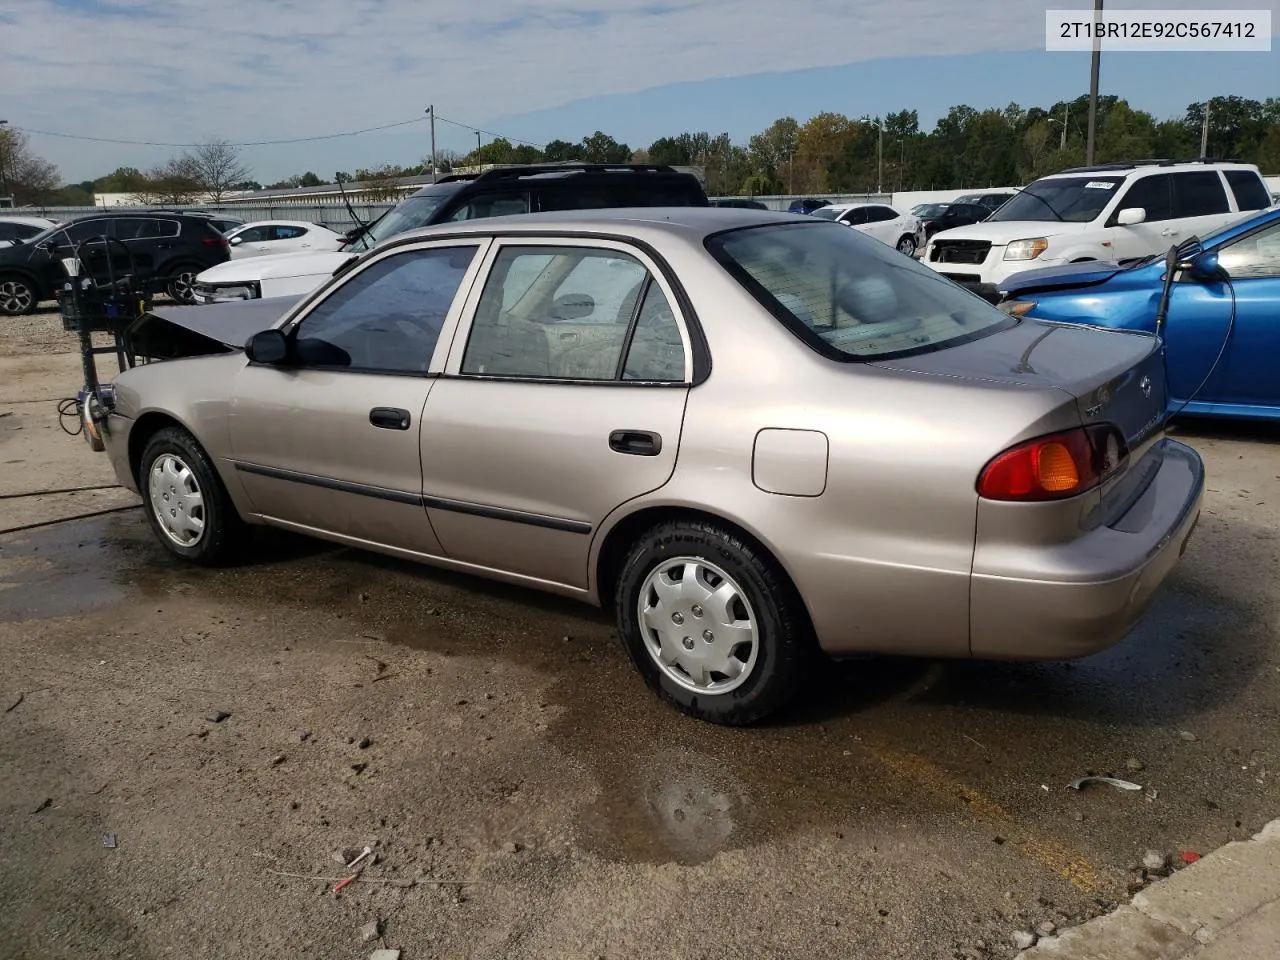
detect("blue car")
(995, 204), (1280, 422)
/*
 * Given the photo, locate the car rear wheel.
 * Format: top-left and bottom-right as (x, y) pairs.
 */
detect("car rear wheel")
(166, 268), (199, 304)
(0, 276), (37, 316)
(140, 426), (245, 565)
(614, 520), (812, 725)
(896, 234), (917, 257)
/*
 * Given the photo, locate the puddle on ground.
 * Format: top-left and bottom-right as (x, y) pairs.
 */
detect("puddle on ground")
(0, 514), (155, 621)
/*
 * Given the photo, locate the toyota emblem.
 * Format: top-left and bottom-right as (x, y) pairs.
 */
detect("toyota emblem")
(1140, 375), (1152, 398)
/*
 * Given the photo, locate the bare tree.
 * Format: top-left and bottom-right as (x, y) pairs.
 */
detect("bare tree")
(358, 163), (407, 202)
(0, 127), (61, 205)
(131, 156), (202, 205)
(186, 138), (251, 202)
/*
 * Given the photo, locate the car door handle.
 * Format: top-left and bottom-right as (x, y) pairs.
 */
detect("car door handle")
(609, 429), (662, 456)
(1161, 228), (1181, 236)
(369, 407), (412, 430)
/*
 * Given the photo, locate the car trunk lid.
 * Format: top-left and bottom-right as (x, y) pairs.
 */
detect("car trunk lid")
(872, 318), (1167, 452)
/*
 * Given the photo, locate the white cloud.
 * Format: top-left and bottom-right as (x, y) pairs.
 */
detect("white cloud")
(2, 0), (1277, 182)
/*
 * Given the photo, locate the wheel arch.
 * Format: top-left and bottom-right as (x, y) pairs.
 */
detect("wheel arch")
(0, 266), (51, 304)
(127, 410), (197, 487)
(591, 502), (813, 629)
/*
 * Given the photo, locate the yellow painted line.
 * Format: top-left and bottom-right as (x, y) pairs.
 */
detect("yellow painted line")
(865, 741), (1104, 894)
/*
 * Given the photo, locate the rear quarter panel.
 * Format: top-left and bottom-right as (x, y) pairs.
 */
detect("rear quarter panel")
(592, 241), (1080, 658)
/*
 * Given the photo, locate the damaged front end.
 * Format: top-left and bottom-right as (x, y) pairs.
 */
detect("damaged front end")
(124, 295), (304, 360)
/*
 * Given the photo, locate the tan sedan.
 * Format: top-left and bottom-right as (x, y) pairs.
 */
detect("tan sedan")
(91, 208), (1205, 724)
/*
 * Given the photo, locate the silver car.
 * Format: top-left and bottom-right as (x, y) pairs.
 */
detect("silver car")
(88, 208), (1205, 725)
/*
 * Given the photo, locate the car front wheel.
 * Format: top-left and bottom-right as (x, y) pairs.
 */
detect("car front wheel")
(139, 426), (245, 565)
(614, 520), (812, 725)
(896, 234), (917, 257)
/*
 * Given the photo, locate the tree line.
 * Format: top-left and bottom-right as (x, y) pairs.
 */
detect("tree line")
(4, 93), (1277, 208)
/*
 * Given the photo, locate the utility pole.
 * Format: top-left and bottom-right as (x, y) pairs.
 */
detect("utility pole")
(1200, 101), (1210, 158)
(426, 105), (437, 182)
(0, 120), (9, 202)
(876, 120), (883, 194)
(1061, 103), (1069, 150)
(1085, 0), (1103, 165)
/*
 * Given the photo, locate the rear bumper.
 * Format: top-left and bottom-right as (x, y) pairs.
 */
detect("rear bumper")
(969, 439), (1204, 660)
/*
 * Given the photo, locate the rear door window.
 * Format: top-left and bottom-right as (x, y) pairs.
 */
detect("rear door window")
(1172, 171), (1230, 218)
(1224, 171), (1272, 212)
(445, 192), (532, 222)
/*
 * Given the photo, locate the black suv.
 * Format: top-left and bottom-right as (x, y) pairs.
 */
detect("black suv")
(340, 163), (708, 253)
(0, 211), (230, 316)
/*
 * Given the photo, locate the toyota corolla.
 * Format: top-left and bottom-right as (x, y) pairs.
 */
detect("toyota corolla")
(88, 208), (1204, 725)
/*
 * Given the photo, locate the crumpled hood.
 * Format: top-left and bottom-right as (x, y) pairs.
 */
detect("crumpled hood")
(997, 258), (1125, 297)
(126, 295), (303, 358)
(196, 249), (358, 283)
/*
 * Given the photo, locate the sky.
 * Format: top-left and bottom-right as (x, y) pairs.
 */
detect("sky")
(1, 0), (1277, 185)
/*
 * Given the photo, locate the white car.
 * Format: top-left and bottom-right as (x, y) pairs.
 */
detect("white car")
(810, 203), (922, 256)
(225, 220), (346, 259)
(0, 216), (57, 249)
(922, 160), (1273, 296)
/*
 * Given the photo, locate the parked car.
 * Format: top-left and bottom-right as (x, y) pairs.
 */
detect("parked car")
(0, 211), (230, 315)
(712, 198), (769, 209)
(811, 202), (922, 255)
(92, 208), (1202, 725)
(225, 220), (347, 259)
(192, 163), (709, 303)
(787, 198), (831, 214)
(0, 215), (57, 249)
(953, 191), (1019, 213)
(915, 202), (992, 245)
(922, 160), (1273, 300)
(996, 203), (1280, 422)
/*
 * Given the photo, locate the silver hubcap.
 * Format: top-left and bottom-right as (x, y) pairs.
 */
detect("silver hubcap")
(147, 453), (206, 547)
(170, 272), (196, 302)
(637, 557), (759, 695)
(898, 237), (915, 255)
(0, 280), (33, 313)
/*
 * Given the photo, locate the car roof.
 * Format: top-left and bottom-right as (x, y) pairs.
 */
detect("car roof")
(380, 206), (806, 249)
(1044, 160), (1261, 179)
(0, 215), (56, 226)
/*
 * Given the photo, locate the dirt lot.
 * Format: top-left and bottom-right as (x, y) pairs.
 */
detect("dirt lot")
(2, 310), (1278, 960)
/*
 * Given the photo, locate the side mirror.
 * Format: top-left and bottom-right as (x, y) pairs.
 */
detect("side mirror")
(244, 329), (289, 364)
(229, 236), (242, 245)
(1116, 207), (1146, 226)
(1187, 250), (1226, 282)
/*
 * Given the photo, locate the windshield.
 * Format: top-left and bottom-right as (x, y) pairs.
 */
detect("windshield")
(809, 207), (841, 220)
(987, 175), (1124, 223)
(341, 187), (461, 251)
(706, 220), (1013, 361)
(914, 203), (950, 218)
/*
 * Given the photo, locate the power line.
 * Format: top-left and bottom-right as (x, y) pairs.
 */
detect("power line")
(432, 114), (545, 149)
(12, 112), (543, 150)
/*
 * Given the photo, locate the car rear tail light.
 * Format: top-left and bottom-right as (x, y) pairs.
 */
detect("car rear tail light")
(977, 424), (1128, 502)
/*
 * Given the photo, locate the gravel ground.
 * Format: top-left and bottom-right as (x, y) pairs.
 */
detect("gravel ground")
(1, 327), (1278, 960)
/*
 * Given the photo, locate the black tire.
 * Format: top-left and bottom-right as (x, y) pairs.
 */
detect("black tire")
(613, 520), (813, 725)
(165, 265), (201, 304)
(139, 426), (245, 565)
(896, 234), (917, 257)
(0, 274), (39, 316)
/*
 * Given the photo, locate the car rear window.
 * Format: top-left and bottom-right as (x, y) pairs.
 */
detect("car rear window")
(706, 220), (1013, 361)
(1224, 170), (1272, 211)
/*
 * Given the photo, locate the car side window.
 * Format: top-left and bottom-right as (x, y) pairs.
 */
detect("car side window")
(0, 224), (14, 241)
(272, 225), (307, 240)
(1224, 171), (1271, 212)
(237, 226), (269, 243)
(840, 209), (867, 225)
(60, 220), (111, 243)
(445, 192), (532, 222)
(1115, 174), (1173, 223)
(1216, 221), (1280, 280)
(461, 245), (685, 382)
(867, 207), (898, 222)
(1172, 172), (1229, 218)
(290, 245), (479, 374)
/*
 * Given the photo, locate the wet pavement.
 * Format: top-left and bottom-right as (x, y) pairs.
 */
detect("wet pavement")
(0, 418), (1277, 959)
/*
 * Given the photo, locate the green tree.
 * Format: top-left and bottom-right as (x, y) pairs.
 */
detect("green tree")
(580, 131), (631, 163)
